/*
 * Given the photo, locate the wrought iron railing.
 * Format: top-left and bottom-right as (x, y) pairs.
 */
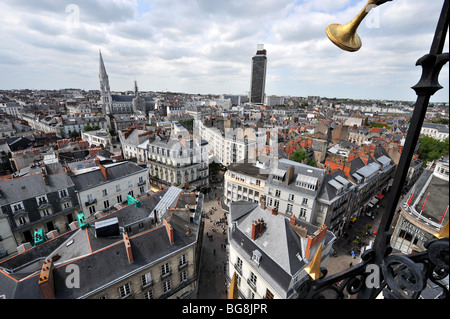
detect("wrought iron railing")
(294, 0), (449, 299)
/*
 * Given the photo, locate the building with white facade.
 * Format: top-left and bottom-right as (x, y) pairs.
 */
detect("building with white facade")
(81, 129), (112, 148)
(391, 157), (449, 254)
(197, 118), (266, 165)
(69, 160), (149, 218)
(264, 159), (326, 223)
(420, 122), (449, 141)
(224, 161), (270, 208)
(226, 200), (336, 299)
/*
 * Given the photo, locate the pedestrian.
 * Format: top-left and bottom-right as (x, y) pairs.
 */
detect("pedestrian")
(213, 249), (216, 255)
(351, 250), (356, 259)
(349, 262), (353, 268)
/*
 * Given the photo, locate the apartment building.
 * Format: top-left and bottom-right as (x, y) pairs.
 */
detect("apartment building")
(226, 200), (336, 299)
(264, 159), (326, 223)
(69, 159), (149, 218)
(147, 136), (209, 190)
(197, 118), (266, 165)
(391, 157), (449, 253)
(0, 187), (205, 299)
(224, 161), (269, 207)
(0, 163), (80, 256)
(315, 169), (357, 235)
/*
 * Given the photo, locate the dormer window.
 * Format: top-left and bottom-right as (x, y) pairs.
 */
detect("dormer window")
(59, 189), (69, 198)
(36, 195), (48, 206)
(252, 250), (262, 265)
(11, 202), (24, 213)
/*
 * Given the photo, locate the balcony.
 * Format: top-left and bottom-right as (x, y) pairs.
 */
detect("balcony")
(85, 198), (97, 206)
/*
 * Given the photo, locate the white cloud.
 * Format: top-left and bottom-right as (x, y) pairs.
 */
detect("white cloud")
(0, 0), (447, 102)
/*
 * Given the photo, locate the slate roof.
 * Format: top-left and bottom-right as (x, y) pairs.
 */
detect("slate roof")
(266, 159), (326, 197)
(0, 171), (74, 206)
(228, 201), (335, 298)
(70, 162), (146, 191)
(0, 187), (201, 299)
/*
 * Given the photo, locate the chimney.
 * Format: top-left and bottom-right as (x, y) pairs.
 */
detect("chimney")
(251, 219), (265, 240)
(38, 259), (55, 299)
(123, 232), (133, 264)
(271, 206), (278, 215)
(163, 218), (174, 244)
(260, 195), (266, 210)
(285, 165), (295, 185)
(99, 164), (108, 180)
(41, 168), (48, 185)
(305, 225), (328, 260)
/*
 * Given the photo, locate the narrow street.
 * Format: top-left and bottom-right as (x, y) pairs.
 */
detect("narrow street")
(197, 172), (228, 299)
(196, 173), (401, 299)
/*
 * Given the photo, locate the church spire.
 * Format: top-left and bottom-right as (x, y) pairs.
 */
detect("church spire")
(98, 50), (112, 115)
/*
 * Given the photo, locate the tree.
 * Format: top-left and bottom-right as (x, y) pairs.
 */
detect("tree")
(84, 125), (93, 131)
(292, 150), (317, 167)
(418, 136), (449, 167)
(292, 150), (308, 163)
(69, 131), (79, 139)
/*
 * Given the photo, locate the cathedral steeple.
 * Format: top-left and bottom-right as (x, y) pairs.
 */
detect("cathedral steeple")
(99, 50), (112, 115)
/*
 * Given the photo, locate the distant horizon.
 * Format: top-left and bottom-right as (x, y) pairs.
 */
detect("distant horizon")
(2, 87), (449, 104)
(0, 1), (448, 103)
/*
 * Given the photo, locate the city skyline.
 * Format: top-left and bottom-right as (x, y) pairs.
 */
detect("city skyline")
(0, 0), (448, 102)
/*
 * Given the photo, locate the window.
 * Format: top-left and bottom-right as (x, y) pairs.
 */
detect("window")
(275, 190), (281, 197)
(36, 195), (48, 205)
(18, 216), (27, 225)
(163, 280), (171, 293)
(63, 202), (71, 209)
(300, 208), (307, 218)
(103, 200), (109, 209)
(88, 205), (96, 215)
(128, 180), (133, 188)
(59, 189), (68, 198)
(250, 272), (257, 285)
(140, 186), (145, 194)
(102, 189), (108, 197)
(41, 208), (51, 216)
(288, 194), (295, 201)
(302, 198), (308, 206)
(274, 199), (279, 208)
(117, 195), (122, 203)
(236, 257), (243, 272)
(11, 202), (24, 213)
(180, 270), (187, 283)
(119, 283), (131, 298)
(287, 204), (293, 214)
(267, 197), (273, 207)
(179, 254), (187, 268)
(116, 185), (121, 192)
(265, 288), (274, 299)
(141, 272), (152, 287)
(144, 290), (153, 299)
(161, 263), (170, 277)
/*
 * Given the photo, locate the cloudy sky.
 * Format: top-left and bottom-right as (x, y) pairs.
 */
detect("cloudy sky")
(0, 0), (448, 102)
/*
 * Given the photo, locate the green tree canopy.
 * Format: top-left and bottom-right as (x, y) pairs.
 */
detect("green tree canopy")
(418, 136), (449, 167)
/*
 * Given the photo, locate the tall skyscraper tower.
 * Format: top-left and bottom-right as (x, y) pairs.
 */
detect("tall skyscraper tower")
(250, 44), (267, 104)
(99, 50), (112, 115)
